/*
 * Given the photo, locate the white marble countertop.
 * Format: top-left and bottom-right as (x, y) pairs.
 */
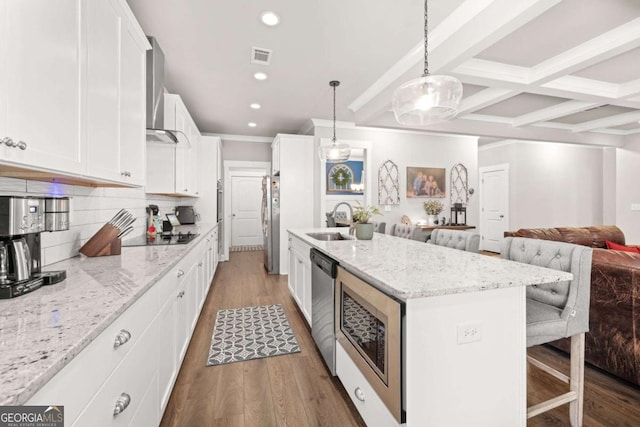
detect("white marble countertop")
(289, 228), (572, 301)
(0, 222), (218, 406)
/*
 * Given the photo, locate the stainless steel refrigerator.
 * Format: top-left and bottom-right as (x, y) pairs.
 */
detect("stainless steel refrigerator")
(262, 175), (280, 274)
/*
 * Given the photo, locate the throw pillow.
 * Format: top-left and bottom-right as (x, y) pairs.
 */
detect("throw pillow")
(605, 240), (640, 253)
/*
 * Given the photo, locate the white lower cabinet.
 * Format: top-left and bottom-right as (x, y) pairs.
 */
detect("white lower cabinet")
(287, 234), (312, 325)
(336, 342), (400, 427)
(27, 232), (218, 426)
(72, 315), (161, 426)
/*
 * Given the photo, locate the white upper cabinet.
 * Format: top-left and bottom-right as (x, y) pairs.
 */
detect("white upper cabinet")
(0, 0), (148, 186)
(0, 0), (84, 174)
(85, 0), (148, 186)
(146, 94), (200, 197)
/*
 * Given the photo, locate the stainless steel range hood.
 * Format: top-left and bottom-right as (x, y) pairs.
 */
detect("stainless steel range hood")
(146, 37), (179, 145)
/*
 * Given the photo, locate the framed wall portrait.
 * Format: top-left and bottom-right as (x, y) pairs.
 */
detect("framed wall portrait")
(326, 161), (364, 194)
(406, 167), (446, 198)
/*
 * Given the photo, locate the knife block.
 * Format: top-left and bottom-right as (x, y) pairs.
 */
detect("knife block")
(79, 224), (122, 257)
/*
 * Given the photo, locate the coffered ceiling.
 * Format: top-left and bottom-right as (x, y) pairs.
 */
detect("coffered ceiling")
(127, 0), (640, 147)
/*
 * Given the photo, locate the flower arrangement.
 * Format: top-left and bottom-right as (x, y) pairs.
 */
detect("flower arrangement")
(423, 200), (444, 215)
(352, 203), (381, 224)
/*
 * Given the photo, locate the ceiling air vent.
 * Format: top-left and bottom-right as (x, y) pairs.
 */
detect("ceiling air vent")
(251, 47), (272, 65)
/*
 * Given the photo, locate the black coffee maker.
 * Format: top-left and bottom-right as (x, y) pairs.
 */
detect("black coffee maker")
(0, 197), (47, 298)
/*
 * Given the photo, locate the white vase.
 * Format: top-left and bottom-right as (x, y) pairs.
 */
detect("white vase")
(426, 215), (438, 226)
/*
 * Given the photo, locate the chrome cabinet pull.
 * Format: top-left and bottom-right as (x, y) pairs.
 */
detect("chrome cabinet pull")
(354, 387), (365, 402)
(176, 269), (185, 277)
(113, 329), (131, 349)
(1, 138), (27, 150)
(113, 392), (131, 416)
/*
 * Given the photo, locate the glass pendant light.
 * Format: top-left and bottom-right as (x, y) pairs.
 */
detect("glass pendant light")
(318, 81), (350, 162)
(392, 0), (463, 125)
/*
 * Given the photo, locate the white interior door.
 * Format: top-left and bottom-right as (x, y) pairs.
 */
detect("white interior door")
(231, 176), (263, 246)
(480, 164), (509, 253)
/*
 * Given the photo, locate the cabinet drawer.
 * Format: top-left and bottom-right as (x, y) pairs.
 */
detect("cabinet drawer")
(336, 342), (400, 427)
(73, 313), (160, 426)
(291, 236), (311, 261)
(27, 285), (158, 423)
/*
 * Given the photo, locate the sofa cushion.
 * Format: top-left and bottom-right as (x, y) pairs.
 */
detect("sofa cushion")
(605, 240), (640, 253)
(556, 227), (594, 247)
(587, 225), (625, 247)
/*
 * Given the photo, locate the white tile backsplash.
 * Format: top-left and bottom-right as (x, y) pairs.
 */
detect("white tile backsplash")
(0, 177), (189, 266)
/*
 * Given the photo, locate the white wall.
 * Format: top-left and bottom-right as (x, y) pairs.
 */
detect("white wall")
(479, 141), (604, 230)
(0, 178), (183, 266)
(222, 140), (271, 162)
(313, 125), (479, 228)
(614, 139), (640, 244)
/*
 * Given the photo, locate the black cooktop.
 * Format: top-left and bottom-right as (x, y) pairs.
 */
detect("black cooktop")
(121, 232), (199, 247)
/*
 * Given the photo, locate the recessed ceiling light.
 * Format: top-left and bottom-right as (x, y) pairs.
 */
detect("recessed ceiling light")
(254, 72), (267, 81)
(248, 122), (257, 128)
(250, 103), (261, 110)
(261, 11), (280, 26)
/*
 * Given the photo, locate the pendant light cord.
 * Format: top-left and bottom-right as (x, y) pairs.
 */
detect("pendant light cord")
(423, 0), (429, 77)
(332, 82), (337, 143)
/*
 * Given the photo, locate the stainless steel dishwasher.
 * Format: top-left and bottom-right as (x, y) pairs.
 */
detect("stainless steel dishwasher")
(310, 248), (338, 376)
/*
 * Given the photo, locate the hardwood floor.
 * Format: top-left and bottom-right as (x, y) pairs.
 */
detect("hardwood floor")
(161, 250), (640, 427)
(160, 251), (366, 427)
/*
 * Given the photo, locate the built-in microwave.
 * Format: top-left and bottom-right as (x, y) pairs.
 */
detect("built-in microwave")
(335, 267), (405, 423)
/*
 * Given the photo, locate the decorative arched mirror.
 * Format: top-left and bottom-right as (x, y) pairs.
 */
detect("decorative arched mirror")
(378, 160), (400, 205)
(450, 163), (469, 205)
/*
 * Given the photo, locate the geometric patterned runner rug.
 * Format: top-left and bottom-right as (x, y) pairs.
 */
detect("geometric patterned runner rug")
(206, 304), (301, 366)
(230, 245), (263, 252)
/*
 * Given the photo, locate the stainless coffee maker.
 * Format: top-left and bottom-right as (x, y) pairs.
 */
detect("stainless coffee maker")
(0, 196), (46, 298)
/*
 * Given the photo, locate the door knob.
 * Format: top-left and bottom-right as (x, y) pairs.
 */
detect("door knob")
(499, 214), (504, 218)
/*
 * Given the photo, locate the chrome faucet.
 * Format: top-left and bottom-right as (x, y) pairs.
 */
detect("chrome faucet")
(330, 202), (355, 235)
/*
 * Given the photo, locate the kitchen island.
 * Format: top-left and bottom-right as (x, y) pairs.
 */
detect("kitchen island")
(0, 223), (219, 425)
(289, 228), (572, 427)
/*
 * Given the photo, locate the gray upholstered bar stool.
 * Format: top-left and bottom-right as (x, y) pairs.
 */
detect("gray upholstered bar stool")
(372, 221), (386, 234)
(428, 229), (480, 252)
(389, 224), (422, 241)
(501, 237), (593, 426)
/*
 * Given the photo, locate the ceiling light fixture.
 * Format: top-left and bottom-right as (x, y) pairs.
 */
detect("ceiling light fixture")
(261, 11), (280, 26)
(248, 122), (257, 128)
(392, 0), (463, 125)
(254, 72), (267, 81)
(250, 103), (261, 109)
(318, 81), (350, 162)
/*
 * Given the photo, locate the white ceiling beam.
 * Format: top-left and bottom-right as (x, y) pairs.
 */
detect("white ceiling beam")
(369, 111), (625, 147)
(512, 100), (600, 127)
(351, 0), (561, 124)
(571, 110), (640, 133)
(530, 17), (640, 85)
(618, 79), (640, 99)
(457, 88), (518, 114)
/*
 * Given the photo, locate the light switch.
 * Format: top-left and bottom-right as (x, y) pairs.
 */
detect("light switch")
(631, 204), (640, 211)
(384, 205), (392, 212)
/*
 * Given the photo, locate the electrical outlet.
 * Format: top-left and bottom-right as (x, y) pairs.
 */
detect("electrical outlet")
(384, 205), (392, 212)
(457, 322), (482, 344)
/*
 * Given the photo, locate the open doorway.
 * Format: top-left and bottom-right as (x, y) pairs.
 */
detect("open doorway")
(223, 161), (270, 259)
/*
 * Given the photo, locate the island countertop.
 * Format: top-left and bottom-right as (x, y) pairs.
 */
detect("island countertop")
(0, 223), (218, 406)
(289, 228), (572, 301)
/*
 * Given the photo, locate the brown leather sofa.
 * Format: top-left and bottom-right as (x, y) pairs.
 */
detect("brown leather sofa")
(504, 225), (640, 386)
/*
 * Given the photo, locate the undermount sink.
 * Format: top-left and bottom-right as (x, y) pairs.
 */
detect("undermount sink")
(306, 232), (354, 241)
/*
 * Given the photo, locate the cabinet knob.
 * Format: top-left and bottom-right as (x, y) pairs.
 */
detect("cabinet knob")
(184, 189), (189, 192)
(176, 269), (185, 278)
(354, 387), (365, 402)
(113, 392), (131, 416)
(113, 329), (132, 349)
(198, 261), (203, 267)
(177, 290), (185, 298)
(16, 141), (27, 150)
